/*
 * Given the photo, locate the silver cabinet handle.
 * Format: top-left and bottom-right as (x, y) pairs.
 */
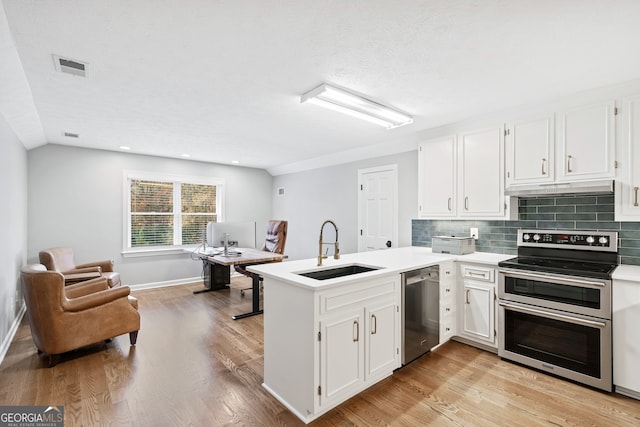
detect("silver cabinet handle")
(567, 155), (573, 173)
(447, 197), (452, 211)
(634, 186), (639, 207)
(541, 158), (547, 175)
(353, 320), (359, 342)
(465, 289), (470, 304)
(464, 196), (469, 210)
(371, 314), (377, 335)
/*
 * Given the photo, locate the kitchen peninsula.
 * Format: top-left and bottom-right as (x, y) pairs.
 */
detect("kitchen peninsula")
(248, 246), (511, 423)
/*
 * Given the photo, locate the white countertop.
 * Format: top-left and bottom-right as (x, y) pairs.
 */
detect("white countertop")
(247, 246), (514, 290)
(612, 264), (640, 282)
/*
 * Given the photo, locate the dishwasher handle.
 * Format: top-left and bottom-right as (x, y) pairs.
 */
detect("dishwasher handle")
(404, 270), (438, 286)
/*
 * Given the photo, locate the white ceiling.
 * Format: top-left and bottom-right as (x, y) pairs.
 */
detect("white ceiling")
(2, 0), (640, 175)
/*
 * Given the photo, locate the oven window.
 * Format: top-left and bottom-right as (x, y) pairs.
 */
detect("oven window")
(504, 277), (600, 309)
(503, 310), (601, 378)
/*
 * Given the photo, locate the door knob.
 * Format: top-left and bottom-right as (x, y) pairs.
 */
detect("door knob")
(386, 240), (392, 248)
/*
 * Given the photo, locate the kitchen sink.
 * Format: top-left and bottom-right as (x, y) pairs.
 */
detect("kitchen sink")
(296, 264), (382, 280)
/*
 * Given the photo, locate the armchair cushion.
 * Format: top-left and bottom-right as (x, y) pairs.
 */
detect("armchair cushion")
(21, 264), (139, 357)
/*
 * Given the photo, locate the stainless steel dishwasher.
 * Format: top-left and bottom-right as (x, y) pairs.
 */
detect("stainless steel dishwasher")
(401, 265), (440, 365)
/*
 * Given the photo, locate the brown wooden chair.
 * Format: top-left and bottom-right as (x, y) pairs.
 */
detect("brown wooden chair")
(235, 220), (288, 296)
(39, 247), (121, 288)
(20, 264), (139, 366)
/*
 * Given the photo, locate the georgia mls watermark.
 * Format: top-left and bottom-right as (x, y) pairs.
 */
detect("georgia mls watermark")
(0, 406), (64, 427)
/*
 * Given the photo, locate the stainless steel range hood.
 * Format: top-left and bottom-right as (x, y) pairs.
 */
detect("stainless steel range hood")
(504, 180), (614, 196)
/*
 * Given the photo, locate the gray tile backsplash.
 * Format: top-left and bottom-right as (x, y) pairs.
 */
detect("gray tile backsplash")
(412, 193), (640, 265)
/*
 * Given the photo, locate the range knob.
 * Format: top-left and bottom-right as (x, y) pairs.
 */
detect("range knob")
(586, 236), (595, 244)
(523, 233), (531, 241)
(599, 236), (608, 245)
(533, 234), (540, 242)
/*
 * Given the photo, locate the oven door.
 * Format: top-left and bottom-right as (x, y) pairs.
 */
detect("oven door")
(498, 300), (612, 391)
(498, 268), (611, 319)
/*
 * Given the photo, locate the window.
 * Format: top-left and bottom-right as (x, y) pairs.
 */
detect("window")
(125, 172), (224, 251)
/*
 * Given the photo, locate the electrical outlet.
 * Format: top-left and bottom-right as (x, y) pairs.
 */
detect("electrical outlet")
(470, 228), (479, 239)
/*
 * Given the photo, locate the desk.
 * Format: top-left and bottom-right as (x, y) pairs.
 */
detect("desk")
(192, 248), (287, 319)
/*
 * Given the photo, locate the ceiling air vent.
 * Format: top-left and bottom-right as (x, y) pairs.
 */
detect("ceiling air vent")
(63, 132), (79, 138)
(52, 54), (89, 77)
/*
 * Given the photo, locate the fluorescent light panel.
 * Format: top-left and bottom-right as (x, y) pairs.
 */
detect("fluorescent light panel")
(301, 83), (413, 129)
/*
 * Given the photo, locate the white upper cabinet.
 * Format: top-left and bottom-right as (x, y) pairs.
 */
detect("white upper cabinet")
(505, 115), (555, 186)
(556, 100), (616, 181)
(615, 94), (640, 220)
(418, 135), (457, 217)
(458, 126), (506, 217)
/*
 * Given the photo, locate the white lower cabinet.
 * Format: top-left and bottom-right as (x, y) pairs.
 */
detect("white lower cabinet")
(318, 297), (398, 410)
(439, 261), (456, 343)
(457, 263), (497, 348)
(262, 274), (400, 424)
(613, 276), (640, 398)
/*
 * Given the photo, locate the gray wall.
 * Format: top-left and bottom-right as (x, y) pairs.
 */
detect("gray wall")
(272, 151), (418, 260)
(27, 144), (273, 286)
(0, 114), (27, 355)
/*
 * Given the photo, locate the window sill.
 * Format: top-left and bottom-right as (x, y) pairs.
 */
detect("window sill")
(122, 247), (196, 258)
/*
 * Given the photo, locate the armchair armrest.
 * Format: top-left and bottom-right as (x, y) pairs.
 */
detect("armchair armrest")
(65, 277), (109, 298)
(75, 260), (115, 273)
(64, 266), (102, 274)
(62, 270), (102, 284)
(63, 286), (131, 312)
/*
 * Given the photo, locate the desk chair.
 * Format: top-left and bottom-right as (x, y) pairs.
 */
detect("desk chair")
(235, 220), (287, 296)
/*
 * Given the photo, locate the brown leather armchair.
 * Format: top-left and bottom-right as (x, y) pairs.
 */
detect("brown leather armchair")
(39, 247), (121, 288)
(20, 264), (139, 365)
(235, 220), (288, 295)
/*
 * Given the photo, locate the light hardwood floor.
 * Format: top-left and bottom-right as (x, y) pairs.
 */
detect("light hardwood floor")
(1, 277), (639, 426)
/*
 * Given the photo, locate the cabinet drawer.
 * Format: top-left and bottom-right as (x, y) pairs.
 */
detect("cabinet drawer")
(461, 265), (495, 283)
(440, 318), (455, 341)
(440, 302), (455, 319)
(318, 277), (399, 316)
(441, 281), (455, 298)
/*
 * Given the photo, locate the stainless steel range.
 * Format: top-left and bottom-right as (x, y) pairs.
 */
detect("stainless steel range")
(497, 229), (619, 392)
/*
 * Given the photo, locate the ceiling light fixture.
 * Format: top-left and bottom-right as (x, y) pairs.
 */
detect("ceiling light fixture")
(181, 154), (190, 158)
(300, 83), (413, 129)
(119, 146), (131, 150)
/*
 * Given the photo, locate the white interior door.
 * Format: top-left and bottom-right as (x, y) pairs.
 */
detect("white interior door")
(358, 165), (398, 252)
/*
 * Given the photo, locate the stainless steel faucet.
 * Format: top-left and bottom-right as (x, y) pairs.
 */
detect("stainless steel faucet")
(318, 220), (340, 266)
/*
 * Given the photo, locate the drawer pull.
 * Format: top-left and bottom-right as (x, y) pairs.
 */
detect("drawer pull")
(371, 314), (377, 335)
(353, 320), (359, 342)
(541, 158), (547, 175)
(634, 186), (639, 207)
(465, 289), (470, 304)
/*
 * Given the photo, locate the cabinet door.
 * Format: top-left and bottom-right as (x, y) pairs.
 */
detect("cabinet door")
(366, 301), (398, 380)
(506, 115), (554, 186)
(613, 279), (640, 394)
(418, 136), (456, 217)
(319, 311), (364, 407)
(557, 100), (616, 181)
(616, 94), (640, 220)
(461, 283), (495, 345)
(459, 126), (505, 217)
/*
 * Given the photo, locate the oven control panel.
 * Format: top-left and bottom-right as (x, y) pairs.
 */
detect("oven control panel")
(518, 229), (618, 252)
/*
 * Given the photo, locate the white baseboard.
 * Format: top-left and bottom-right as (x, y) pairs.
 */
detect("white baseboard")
(0, 303), (26, 367)
(129, 276), (203, 291)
